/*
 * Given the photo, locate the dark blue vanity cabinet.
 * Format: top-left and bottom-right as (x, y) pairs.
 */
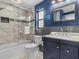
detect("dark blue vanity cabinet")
(44, 39), (59, 59)
(43, 37), (79, 59)
(60, 45), (78, 59)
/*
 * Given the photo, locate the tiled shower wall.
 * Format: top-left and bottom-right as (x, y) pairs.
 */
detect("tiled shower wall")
(0, 1), (35, 44)
(0, 20), (29, 44)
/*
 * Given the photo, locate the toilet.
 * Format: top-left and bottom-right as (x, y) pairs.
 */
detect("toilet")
(34, 35), (43, 45)
(25, 43), (39, 59)
(24, 35), (43, 59)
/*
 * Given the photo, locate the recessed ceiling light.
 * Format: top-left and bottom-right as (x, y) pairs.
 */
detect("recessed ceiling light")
(52, 0), (56, 4)
(66, 0), (69, 2)
(11, 0), (21, 4)
(51, 0), (64, 4)
(58, 0), (64, 2)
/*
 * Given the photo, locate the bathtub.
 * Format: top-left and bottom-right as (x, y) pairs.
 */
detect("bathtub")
(0, 40), (32, 59)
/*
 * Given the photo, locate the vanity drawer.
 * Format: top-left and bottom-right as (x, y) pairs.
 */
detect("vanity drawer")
(60, 45), (79, 59)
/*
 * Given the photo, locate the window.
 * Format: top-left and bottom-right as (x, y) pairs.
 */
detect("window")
(38, 10), (44, 28)
(53, 10), (62, 21)
(39, 11), (44, 20)
(52, 0), (65, 4)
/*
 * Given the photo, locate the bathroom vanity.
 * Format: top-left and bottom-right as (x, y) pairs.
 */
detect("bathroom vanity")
(35, 0), (79, 59)
(42, 33), (79, 59)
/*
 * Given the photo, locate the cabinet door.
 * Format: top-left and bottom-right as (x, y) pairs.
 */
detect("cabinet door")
(43, 41), (59, 59)
(60, 45), (79, 59)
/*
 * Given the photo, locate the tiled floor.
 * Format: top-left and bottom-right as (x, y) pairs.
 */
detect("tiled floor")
(0, 40), (43, 59)
(37, 51), (43, 59)
(25, 48), (43, 59)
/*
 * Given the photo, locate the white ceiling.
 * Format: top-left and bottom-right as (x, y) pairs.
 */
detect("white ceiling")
(0, 0), (43, 11)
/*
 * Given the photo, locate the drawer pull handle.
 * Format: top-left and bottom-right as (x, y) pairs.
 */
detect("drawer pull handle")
(66, 50), (70, 53)
(57, 46), (59, 49)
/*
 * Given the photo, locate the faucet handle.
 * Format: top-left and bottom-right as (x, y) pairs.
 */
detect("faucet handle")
(60, 28), (63, 32)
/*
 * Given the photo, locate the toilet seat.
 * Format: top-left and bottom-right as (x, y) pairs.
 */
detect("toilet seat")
(25, 43), (38, 48)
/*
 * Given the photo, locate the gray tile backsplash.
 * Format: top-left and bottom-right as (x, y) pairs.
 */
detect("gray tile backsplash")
(52, 26), (79, 33)
(43, 26), (79, 34)
(62, 26), (79, 33)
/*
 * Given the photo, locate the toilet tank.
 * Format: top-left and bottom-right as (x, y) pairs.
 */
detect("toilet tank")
(34, 35), (43, 45)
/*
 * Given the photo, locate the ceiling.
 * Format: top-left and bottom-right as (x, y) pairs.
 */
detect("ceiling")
(0, 0), (43, 11)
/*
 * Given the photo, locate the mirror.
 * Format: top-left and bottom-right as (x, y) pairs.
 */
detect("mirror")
(53, 0), (76, 22)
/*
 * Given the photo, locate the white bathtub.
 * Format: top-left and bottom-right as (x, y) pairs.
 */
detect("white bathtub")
(0, 40), (31, 59)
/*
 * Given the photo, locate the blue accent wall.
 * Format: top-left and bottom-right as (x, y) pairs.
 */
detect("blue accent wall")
(35, 0), (79, 28)
(35, 0), (53, 28)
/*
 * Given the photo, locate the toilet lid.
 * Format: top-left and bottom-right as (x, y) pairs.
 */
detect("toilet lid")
(25, 43), (38, 48)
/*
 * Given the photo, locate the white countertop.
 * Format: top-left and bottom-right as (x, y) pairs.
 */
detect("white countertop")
(43, 32), (79, 42)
